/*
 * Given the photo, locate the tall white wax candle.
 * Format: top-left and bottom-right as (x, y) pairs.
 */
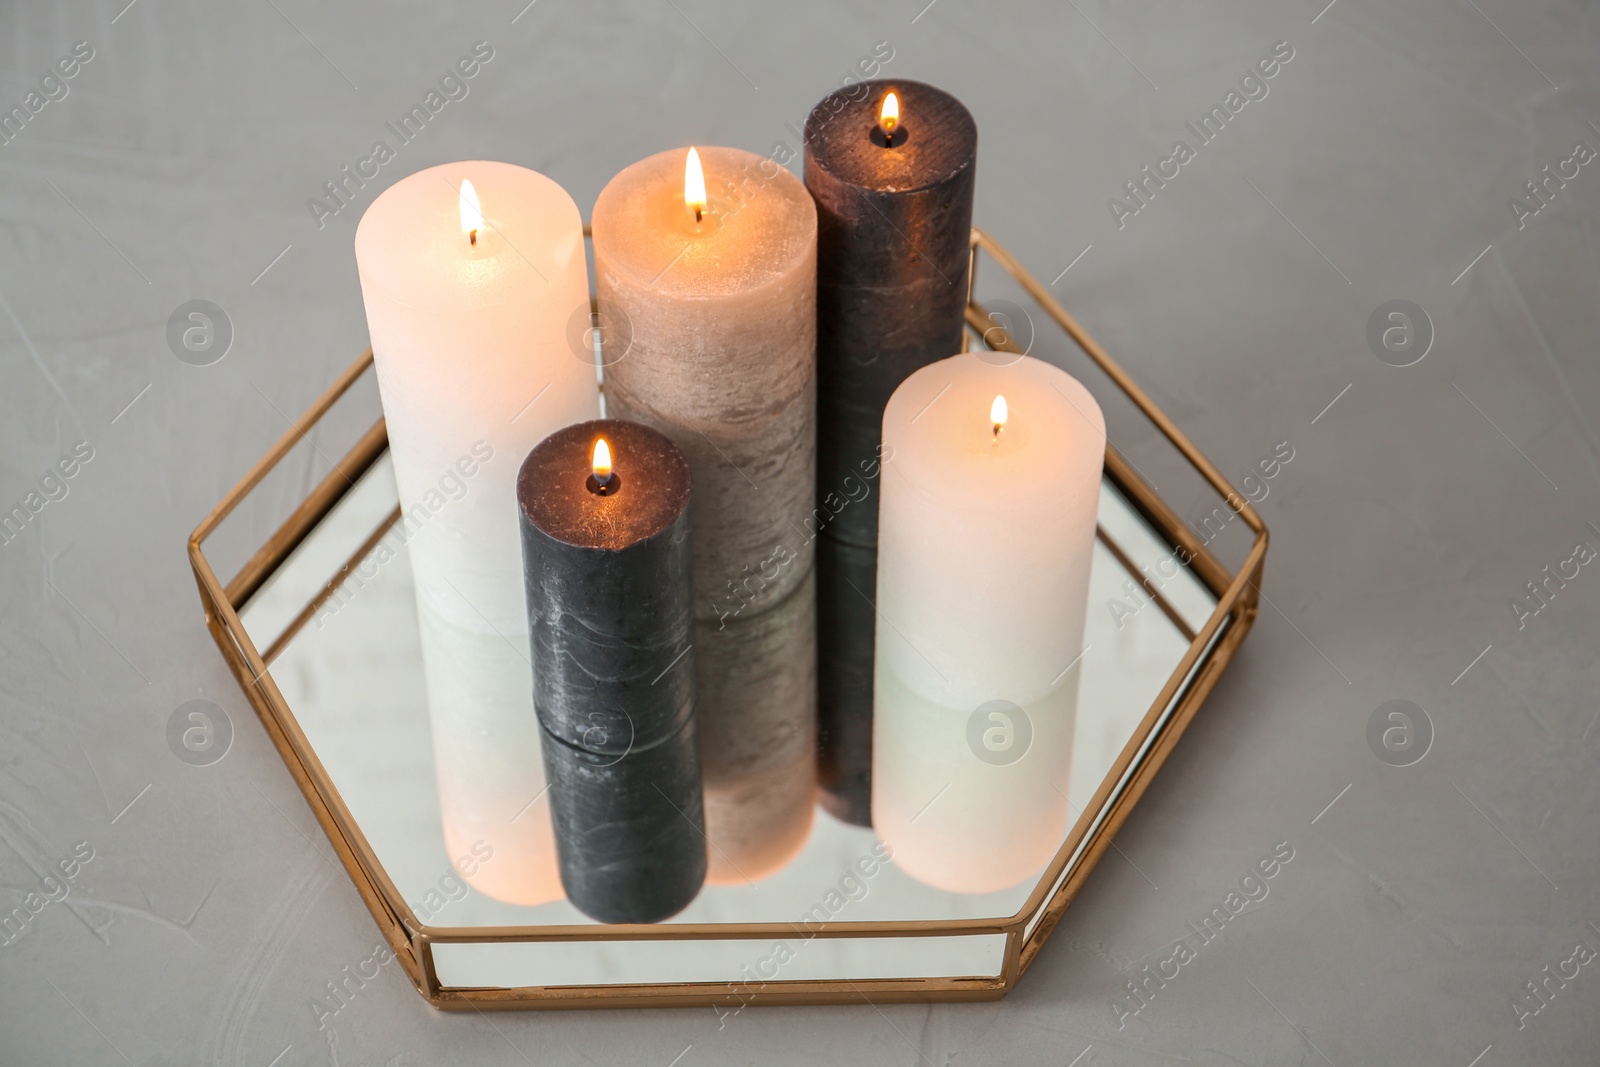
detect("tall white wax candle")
(355, 161), (600, 635)
(872, 352), (1105, 893)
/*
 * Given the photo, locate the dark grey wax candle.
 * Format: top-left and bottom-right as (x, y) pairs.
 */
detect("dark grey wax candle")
(517, 419), (706, 924)
(804, 79), (977, 825)
(804, 78), (977, 549)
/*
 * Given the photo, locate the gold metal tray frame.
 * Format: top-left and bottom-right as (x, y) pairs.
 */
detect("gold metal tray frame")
(186, 229), (1267, 1011)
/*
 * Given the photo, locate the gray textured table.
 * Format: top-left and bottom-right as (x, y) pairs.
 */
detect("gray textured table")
(3, 1), (1597, 1063)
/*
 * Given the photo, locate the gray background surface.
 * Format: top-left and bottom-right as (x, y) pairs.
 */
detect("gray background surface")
(2, 0), (1598, 1063)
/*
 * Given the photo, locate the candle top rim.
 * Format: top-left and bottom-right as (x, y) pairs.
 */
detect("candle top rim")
(355, 160), (584, 313)
(591, 145), (817, 298)
(519, 419), (692, 551)
(803, 78), (977, 193)
(882, 352), (1106, 508)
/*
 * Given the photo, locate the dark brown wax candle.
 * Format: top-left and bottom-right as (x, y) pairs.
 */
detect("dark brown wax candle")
(804, 78), (977, 549)
(517, 419), (706, 924)
(804, 79), (977, 825)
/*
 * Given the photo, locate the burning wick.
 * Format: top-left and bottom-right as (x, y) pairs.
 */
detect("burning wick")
(459, 178), (484, 249)
(587, 438), (620, 495)
(684, 147), (707, 225)
(873, 91), (905, 148)
(990, 394), (1008, 440)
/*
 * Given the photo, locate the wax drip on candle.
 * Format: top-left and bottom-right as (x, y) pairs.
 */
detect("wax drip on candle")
(684, 147), (707, 225)
(587, 437), (620, 495)
(871, 91), (907, 148)
(460, 178), (484, 249)
(990, 394), (1007, 441)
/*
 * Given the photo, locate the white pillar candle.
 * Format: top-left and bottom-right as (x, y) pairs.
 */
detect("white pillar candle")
(355, 161), (600, 636)
(872, 352), (1105, 893)
(591, 146), (816, 621)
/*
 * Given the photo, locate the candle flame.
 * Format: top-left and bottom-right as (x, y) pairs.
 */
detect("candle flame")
(684, 147), (707, 223)
(880, 92), (900, 132)
(592, 438), (612, 481)
(991, 394), (1007, 438)
(459, 178), (483, 247)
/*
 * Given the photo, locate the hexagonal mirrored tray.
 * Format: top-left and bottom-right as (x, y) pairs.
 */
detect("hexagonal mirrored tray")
(188, 230), (1266, 1010)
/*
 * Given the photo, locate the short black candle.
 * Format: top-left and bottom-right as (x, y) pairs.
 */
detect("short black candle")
(804, 78), (977, 825)
(517, 419), (706, 923)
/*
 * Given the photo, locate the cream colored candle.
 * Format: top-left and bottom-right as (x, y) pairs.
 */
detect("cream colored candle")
(592, 146), (816, 620)
(355, 161), (600, 636)
(872, 353), (1105, 893)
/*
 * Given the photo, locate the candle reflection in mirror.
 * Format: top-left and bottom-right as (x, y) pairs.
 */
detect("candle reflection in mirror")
(697, 566), (817, 885)
(420, 601), (563, 908)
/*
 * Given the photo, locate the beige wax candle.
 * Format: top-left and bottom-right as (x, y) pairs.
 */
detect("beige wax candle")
(592, 146), (817, 620)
